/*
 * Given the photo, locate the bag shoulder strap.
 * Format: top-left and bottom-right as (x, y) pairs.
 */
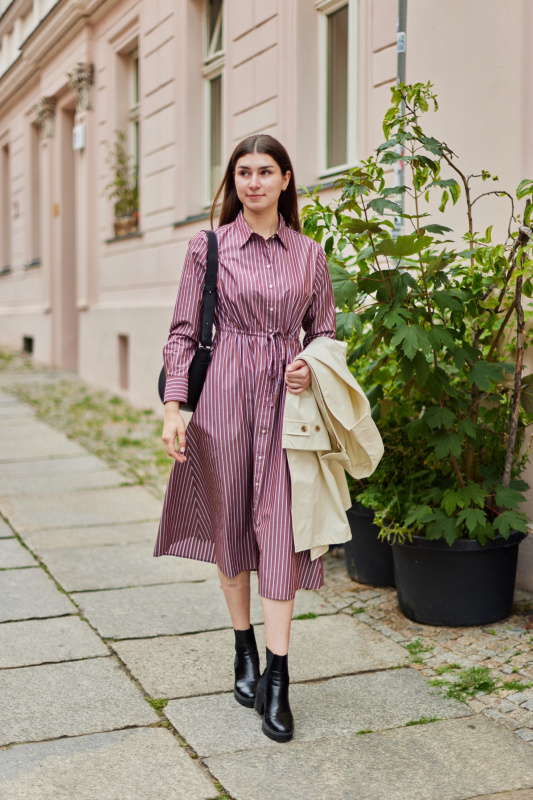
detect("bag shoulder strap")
(199, 229), (218, 348)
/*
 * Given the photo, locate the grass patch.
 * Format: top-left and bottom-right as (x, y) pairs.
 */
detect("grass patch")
(486, 628), (497, 636)
(428, 666), (532, 703)
(147, 697), (169, 715)
(352, 607), (366, 614)
(404, 716), (440, 726)
(434, 663), (462, 675)
(294, 612), (317, 620)
(356, 729), (373, 735)
(404, 638), (434, 665)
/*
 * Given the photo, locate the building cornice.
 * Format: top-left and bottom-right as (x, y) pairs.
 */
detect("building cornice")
(0, 0), (118, 114)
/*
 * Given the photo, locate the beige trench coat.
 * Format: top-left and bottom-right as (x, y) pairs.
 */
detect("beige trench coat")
(282, 336), (384, 560)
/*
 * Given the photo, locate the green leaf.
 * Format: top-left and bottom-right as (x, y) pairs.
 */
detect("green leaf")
(432, 291), (464, 313)
(458, 419), (479, 440)
(427, 326), (456, 351)
(468, 360), (505, 392)
(495, 486), (526, 509)
(517, 179), (533, 200)
(439, 190), (449, 213)
(412, 351), (430, 387)
(493, 510), (528, 536)
(374, 233), (433, 259)
(391, 325), (431, 360)
(344, 219), (386, 235)
(422, 223), (453, 235)
(421, 136), (445, 156)
(429, 430), (463, 459)
(336, 311), (363, 339)
(423, 406), (456, 429)
(367, 197), (403, 215)
(329, 263), (358, 307)
(380, 151), (404, 165)
(520, 374), (533, 414)
(457, 508), (488, 534)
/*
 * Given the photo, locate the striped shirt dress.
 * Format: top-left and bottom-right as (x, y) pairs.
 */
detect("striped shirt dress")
(153, 210), (336, 600)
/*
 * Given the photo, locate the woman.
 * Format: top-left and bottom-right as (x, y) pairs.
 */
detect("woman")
(155, 134), (336, 743)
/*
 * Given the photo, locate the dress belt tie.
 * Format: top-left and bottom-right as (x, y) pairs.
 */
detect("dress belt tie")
(215, 326), (300, 407)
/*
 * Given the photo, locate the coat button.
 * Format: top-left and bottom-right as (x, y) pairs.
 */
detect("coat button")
(301, 425), (308, 432)
(315, 425), (321, 431)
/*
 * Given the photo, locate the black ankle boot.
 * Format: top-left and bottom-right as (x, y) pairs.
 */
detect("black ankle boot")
(234, 626), (260, 708)
(254, 647), (294, 743)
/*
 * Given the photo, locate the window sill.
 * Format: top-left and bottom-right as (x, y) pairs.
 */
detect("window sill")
(173, 212), (211, 229)
(24, 258), (42, 270)
(0, 266), (12, 276)
(105, 230), (144, 244)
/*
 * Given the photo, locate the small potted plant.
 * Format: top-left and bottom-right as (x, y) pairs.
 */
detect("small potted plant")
(105, 130), (139, 237)
(302, 82), (532, 627)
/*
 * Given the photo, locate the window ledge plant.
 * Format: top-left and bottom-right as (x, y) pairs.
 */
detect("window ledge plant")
(105, 129), (139, 237)
(302, 82), (533, 550)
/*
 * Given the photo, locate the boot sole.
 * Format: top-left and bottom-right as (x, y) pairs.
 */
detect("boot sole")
(234, 688), (256, 708)
(262, 717), (294, 743)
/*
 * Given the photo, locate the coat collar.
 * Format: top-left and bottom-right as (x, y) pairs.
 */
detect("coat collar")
(234, 210), (289, 250)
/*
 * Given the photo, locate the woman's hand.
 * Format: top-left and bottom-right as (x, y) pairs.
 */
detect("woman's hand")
(162, 401), (188, 462)
(285, 359), (311, 394)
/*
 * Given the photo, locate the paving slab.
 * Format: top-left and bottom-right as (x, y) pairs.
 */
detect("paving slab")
(40, 543), (217, 591)
(111, 615), (406, 698)
(205, 717), (533, 800)
(0, 435), (85, 462)
(0, 569), (76, 622)
(0, 538), (37, 568)
(0, 419), (61, 438)
(165, 668), (471, 757)
(0, 727), (215, 800)
(24, 520), (158, 551)
(0, 453), (111, 477)
(75, 579), (335, 639)
(0, 405), (34, 419)
(0, 617), (109, 668)
(0, 657), (158, 745)
(0, 515), (13, 537)
(0, 468), (132, 496)
(0, 485), (162, 532)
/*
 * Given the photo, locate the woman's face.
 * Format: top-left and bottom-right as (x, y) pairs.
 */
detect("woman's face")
(234, 152), (291, 216)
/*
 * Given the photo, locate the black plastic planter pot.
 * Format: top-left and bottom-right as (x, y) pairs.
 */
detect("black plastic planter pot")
(392, 530), (527, 627)
(344, 504), (395, 587)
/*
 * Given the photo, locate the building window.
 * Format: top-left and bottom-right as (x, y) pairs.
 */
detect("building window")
(29, 122), (41, 265)
(203, 0), (225, 201)
(317, 0), (357, 175)
(1, 143), (11, 272)
(129, 48), (140, 182)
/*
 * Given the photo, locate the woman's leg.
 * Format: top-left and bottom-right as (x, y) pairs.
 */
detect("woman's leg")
(217, 567), (252, 630)
(260, 596), (295, 655)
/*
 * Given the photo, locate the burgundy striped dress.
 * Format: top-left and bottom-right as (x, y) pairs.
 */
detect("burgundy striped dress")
(153, 210), (336, 600)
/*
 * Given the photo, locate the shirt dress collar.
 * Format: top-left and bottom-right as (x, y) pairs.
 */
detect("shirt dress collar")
(234, 210), (289, 250)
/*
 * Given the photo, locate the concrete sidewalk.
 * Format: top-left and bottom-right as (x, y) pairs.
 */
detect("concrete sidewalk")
(1, 387), (533, 800)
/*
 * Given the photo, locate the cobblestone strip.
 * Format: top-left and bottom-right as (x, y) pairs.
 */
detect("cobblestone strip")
(320, 551), (533, 744)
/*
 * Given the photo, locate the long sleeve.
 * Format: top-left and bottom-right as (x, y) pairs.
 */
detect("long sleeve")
(302, 245), (336, 348)
(163, 231), (209, 404)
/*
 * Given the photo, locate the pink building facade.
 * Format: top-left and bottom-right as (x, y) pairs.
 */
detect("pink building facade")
(1, 0), (532, 586)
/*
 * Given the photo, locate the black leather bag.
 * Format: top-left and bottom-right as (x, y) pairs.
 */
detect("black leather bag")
(158, 229), (218, 411)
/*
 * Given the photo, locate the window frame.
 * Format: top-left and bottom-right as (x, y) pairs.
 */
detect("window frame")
(202, 0), (225, 206)
(128, 47), (140, 198)
(316, 0), (358, 178)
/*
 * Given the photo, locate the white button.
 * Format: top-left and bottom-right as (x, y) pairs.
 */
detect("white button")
(258, 456), (263, 460)
(261, 429), (266, 433)
(269, 307), (274, 311)
(266, 264), (271, 269)
(268, 328), (273, 332)
(255, 481), (259, 486)
(269, 284), (273, 289)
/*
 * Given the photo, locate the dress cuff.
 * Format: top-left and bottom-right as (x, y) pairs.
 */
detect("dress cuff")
(163, 375), (188, 405)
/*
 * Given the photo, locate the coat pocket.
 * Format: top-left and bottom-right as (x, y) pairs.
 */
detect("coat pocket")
(282, 419), (331, 451)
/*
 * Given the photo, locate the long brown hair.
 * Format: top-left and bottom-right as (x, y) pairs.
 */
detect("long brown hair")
(210, 134), (301, 233)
